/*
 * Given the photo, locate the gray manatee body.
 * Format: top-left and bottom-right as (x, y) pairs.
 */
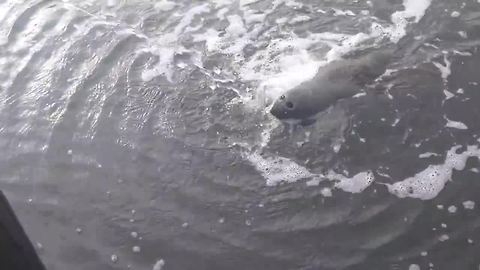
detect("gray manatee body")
(270, 49), (393, 121)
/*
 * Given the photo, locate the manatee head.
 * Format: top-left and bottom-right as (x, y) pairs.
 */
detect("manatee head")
(270, 77), (356, 121)
(270, 89), (319, 120)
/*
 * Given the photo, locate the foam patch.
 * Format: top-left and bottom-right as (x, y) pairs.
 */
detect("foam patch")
(387, 146), (480, 200)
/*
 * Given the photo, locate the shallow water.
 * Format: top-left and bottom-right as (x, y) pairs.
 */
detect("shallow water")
(1, 0), (480, 269)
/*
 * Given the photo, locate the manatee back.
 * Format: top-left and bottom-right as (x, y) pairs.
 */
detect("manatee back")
(316, 49), (392, 87)
(275, 49), (393, 120)
(349, 49), (393, 84)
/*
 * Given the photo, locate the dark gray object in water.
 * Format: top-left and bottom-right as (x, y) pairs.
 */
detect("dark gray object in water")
(270, 49), (393, 121)
(0, 191), (46, 270)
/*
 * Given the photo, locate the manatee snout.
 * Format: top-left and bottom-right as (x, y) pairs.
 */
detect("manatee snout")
(270, 92), (320, 121)
(270, 95), (294, 119)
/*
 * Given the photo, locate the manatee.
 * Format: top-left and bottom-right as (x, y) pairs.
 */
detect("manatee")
(270, 49), (394, 123)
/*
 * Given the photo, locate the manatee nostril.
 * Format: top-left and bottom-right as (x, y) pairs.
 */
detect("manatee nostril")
(285, 101), (294, 109)
(280, 95), (285, 100)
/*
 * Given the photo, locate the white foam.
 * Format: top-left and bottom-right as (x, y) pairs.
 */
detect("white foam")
(387, 0), (432, 42)
(216, 7), (229, 19)
(433, 54), (452, 83)
(176, 5), (210, 34)
(445, 116), (468, 130)
(141, 46), (176, 82)
(153, 259), (165, 270)
(284, 0), (303, 8)
(419, 152), (440, 158)
(226, 15), (247, 37)
(463, 200), (475, 210)
(353, 92), (367, 98)
(443, 90), (455, 100)
(320, 188), (333, 197)
(333, 142), (342, 153)
(432, 54), (455, 100)
(246, 152), (316, 186)
(0, 2), (13, 23)
(409, 264), (421, 270)
(330, 171), (375, 193)
(447, 205), (457, 213)
(289, 16), (311, 24)
(193, 29), (222, 52)
(275, 17), (288, 24)
(246, 151), (375, 194)
(458, 31), (468, 39)
(258, 121), (280, 148)
(439, 234), (449, 241)
(222, 14), (255, 55)
(387, 145), (480, 200)
(154, 0), (176, 11)
(323, 32), (375, 62)
(306, 178), (321, 186)
(392, 118), (400, 126)
(332, 9), (355, 16)
(211, 0), (233, 8)
(243, 11), (266, 25)
(450, 11), (461, 18)
(402, 0), (432, 22)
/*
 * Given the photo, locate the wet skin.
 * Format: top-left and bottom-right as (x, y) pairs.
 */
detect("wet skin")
(270, 50), (392, 121)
